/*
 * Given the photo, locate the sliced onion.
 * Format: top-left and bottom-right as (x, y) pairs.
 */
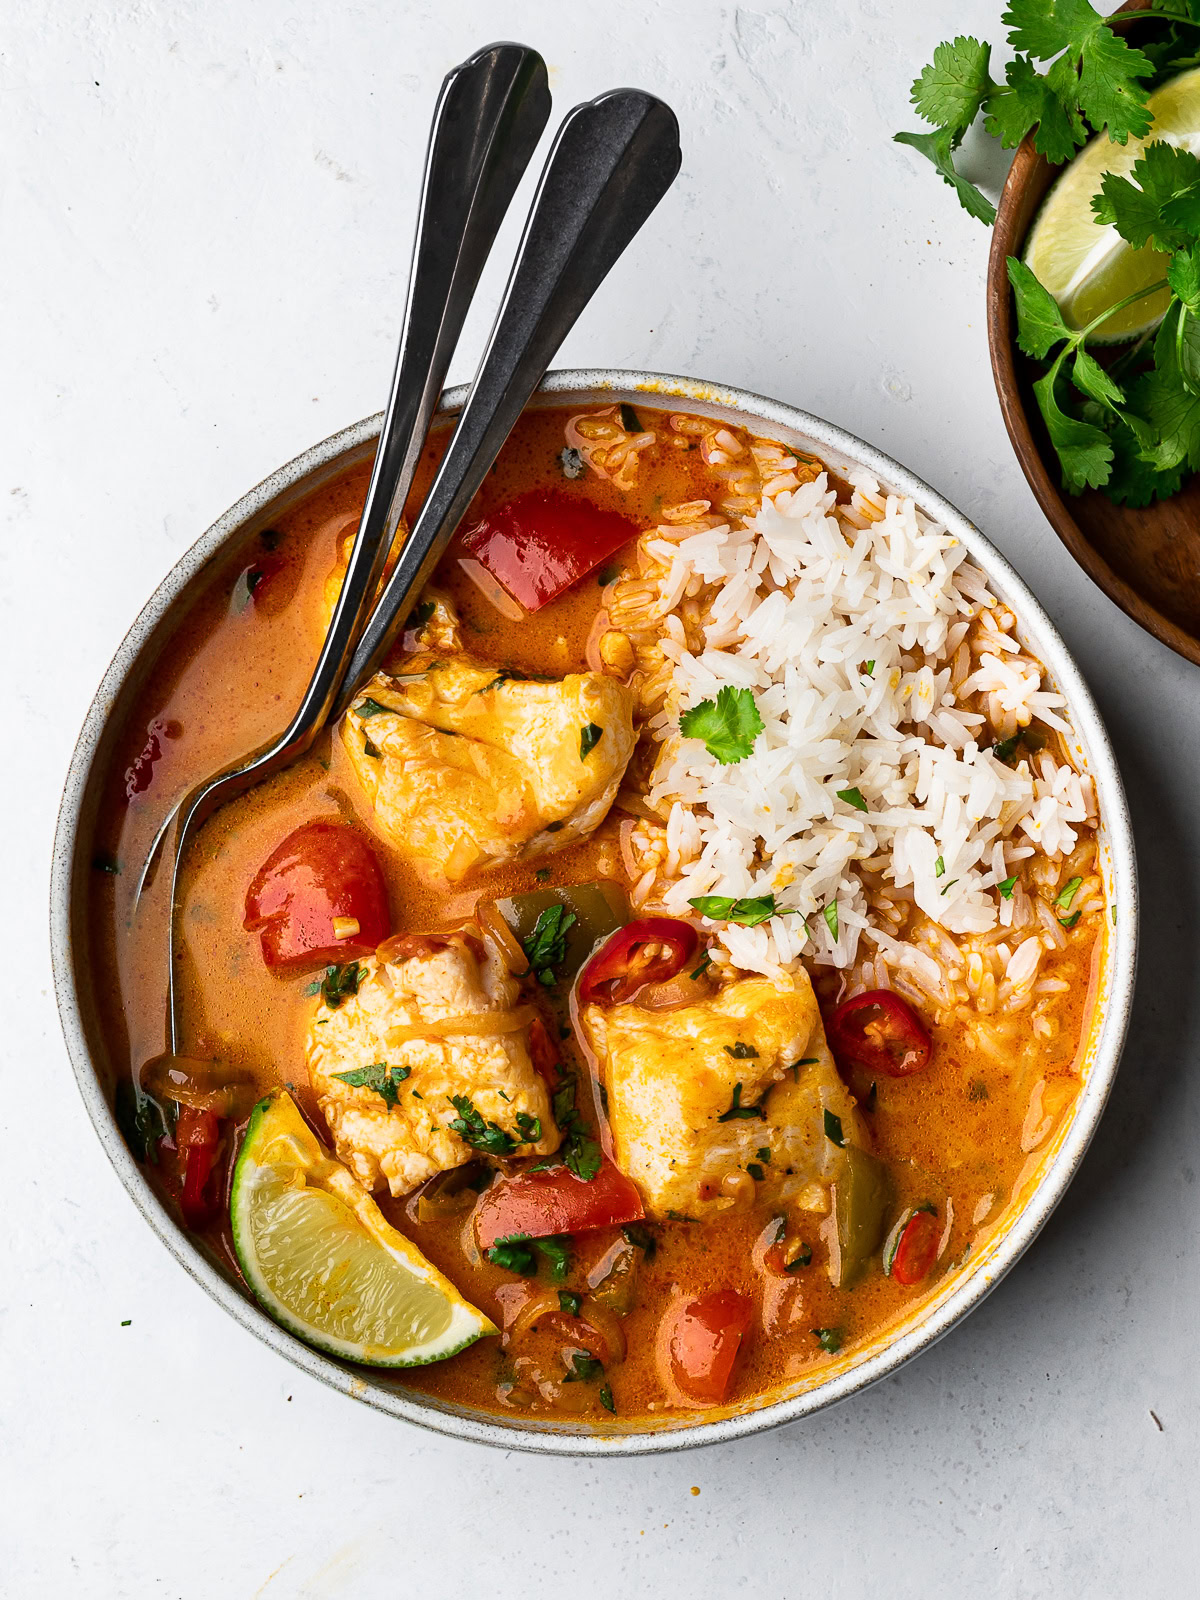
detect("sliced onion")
(139, 1053), (258, 1120)
(384, 1005), (535, 1046)
(476, 901), (530, 975)
(637, 965), (714, 1010)
(509, 1291), (627, 1365)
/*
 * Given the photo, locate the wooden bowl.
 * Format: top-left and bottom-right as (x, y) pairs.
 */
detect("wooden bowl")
(986, 0), (1200, 668)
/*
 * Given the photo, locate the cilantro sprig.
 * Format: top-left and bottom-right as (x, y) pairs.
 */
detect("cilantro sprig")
(679, 686), (764, 765)
(895, 8), (1176, 226)
(898, 7), (1200, 508)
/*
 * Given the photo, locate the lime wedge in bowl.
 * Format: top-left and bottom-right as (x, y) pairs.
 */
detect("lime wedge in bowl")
(231, 1089), (496, 1365)
(1025, 66), (1200, 342)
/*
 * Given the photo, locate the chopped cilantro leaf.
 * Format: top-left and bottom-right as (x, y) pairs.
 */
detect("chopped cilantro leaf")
(747, 1162), (765, 1182)
(823, 1109), (845, 1147)
(622, 1222), (658, 1261)
(756, 1146), (771, 1162)
(362, 734), (382, 760)
(514, 1111), (542, 1144)
(447, 1095), (517, 1157)
(1054, 875), (1084, 911)
(599, 1384), (615, 1413)
(998, 874), (1019, 898)
(558, 1290), (582, 1317)
(935, 855), (946, 878)
(836, 786), (869, 812)
(522, 904), (577, 988)
(812, 1326), (843, 1354)
(724, 1042), (759, 1059)
(823, 902), (839, 941)
(535, 1236), (572, 1281)
(114, 1080), (167, 1164)
(679, 686), (764, 765)
(563, 1351), (605, 1383)
(718, 1083), (766, 1122)
(580, 723), (603, 760)
(487, 1236), (536, 1275)
(690, 951), (712, 981)
(355, 697), (392, 718)
(331, 1061), (410, 1109)
(308, 962), (364, 1009)
(688, 892), (791, 928)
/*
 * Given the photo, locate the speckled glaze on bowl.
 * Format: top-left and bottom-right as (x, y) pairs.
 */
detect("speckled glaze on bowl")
(50, 371), (1138, 1455)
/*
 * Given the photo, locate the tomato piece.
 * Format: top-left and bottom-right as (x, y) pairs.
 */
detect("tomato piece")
(826, 989), (932, 1078)
(460, 490), (637, 611)
(176, 1107), (221, 1230)
(664, 1291), (752, 1405)
(243, 821), (390, 971)
(890, 1208), (940, 1285)
(475, 1157), (645, 1248)
(578, 918), (699, 1007)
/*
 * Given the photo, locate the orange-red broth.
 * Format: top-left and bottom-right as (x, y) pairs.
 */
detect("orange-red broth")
(87, 405), (1101, 1424)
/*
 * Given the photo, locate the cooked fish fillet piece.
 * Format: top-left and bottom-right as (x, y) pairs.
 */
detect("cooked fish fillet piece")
(307, 933), (559, 1197)
(341, 654), (636, 883)
(581, 968), (863, 1221)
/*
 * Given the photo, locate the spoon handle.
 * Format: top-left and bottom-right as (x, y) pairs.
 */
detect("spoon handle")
(288, 40), (550, 744)
(336, 89), (682, 710)
(140, 39), (550, 890)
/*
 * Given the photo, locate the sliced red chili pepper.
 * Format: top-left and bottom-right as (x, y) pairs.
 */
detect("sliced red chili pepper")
(244, 821), (390, 971)
(176, 1107), (221, 1230)
(460, 490), (638, 611)
(890, 1208), (940, 1286)
(578, 917), (699, 1008)
(826, 989), (932, 1078)
(663, 1290), (752, 1405)
(475, 1157), (645, 1248)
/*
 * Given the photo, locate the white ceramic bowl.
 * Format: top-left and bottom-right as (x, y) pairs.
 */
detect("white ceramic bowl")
(50, 371), (1138, 1455)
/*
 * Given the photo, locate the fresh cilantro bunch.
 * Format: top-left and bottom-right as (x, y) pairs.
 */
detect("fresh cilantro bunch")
(895, 2), (1200, 226)
(1008, 136), (1200, 501)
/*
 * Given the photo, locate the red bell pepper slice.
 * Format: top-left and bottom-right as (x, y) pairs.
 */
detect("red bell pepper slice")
(176, 1106), (222, 1230)
(890, 1208), (940, 1285)
(577, 917), (699, 1008)
(460, 490), (637, 611)
(244, 821), (390, 971)
(664, 1290), (752, 1405)
(826, 989), (932, 1078)
(475, 1157), (645, 1248)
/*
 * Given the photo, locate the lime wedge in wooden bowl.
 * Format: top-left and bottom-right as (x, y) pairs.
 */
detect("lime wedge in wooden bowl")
(1025, 65), (1200, 341)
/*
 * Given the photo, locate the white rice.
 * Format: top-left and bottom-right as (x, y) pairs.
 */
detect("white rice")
(622, 463), (1098, 985)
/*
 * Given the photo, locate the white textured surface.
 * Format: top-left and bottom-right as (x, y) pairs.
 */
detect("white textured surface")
(6, 2), (1199, 1594)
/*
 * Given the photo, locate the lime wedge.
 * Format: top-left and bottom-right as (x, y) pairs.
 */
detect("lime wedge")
(1024, 67), (1200, 342)
(231, 1089), (496, 1366)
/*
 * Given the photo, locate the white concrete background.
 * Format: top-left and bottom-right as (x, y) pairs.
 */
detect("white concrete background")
(5, 1), (1198, 1594)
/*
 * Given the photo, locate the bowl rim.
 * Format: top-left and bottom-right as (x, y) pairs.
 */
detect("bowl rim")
(50, 367), (1139, 1456)
(985, 0), (1200, 669)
